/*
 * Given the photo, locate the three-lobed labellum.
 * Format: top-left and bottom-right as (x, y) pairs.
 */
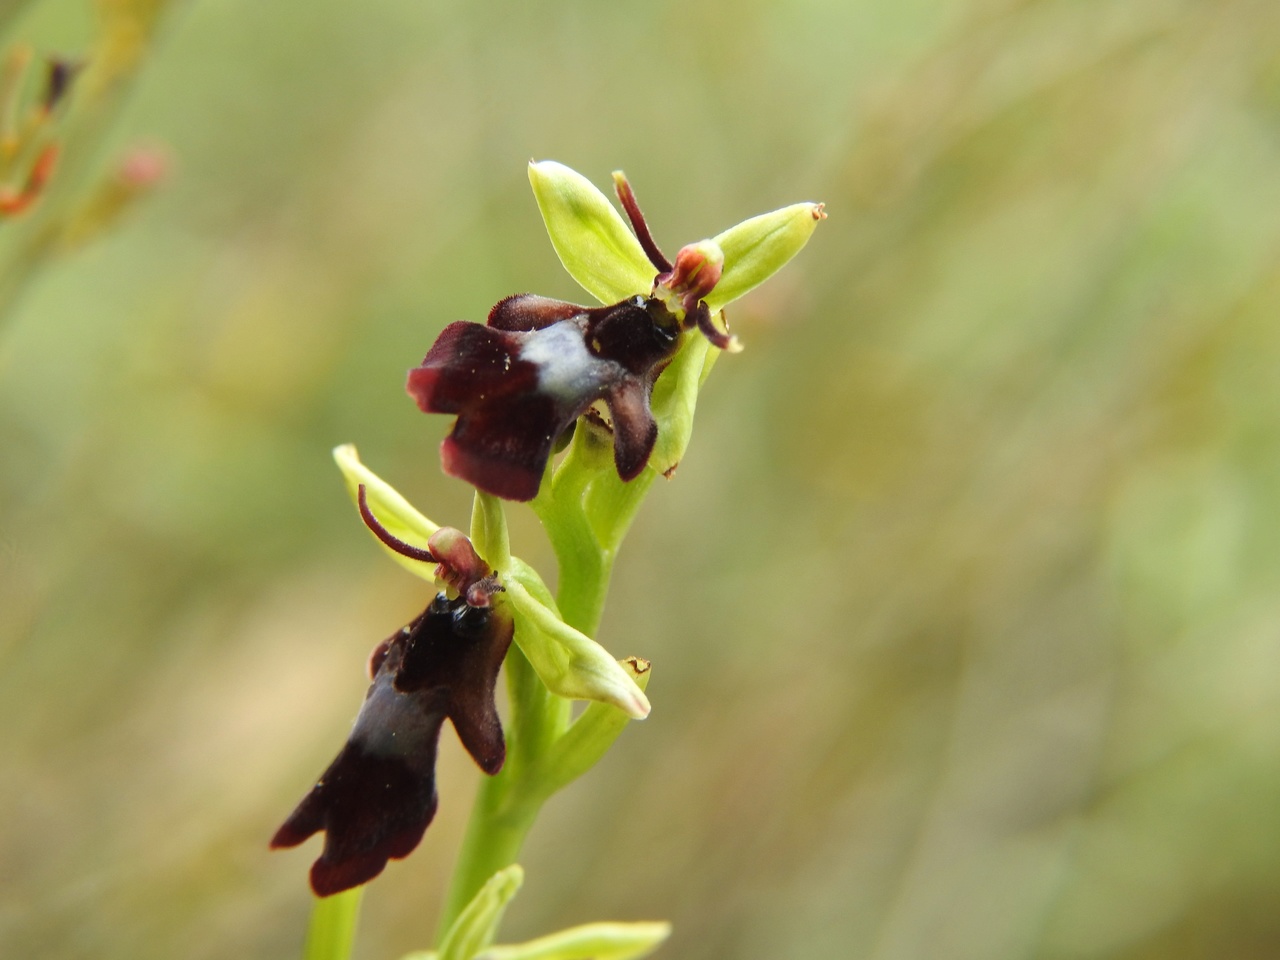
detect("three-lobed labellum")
(411, 163), (824, 503)
(272, 582), (513, 895)
(407, 293), (682, 501)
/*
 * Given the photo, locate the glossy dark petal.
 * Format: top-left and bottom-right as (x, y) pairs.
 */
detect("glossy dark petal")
(270, 640), (445, 895)
(613, 173), (672, 273)
(440, 391), (562, 501)
(689, 299), (736, 352)
(408, 322), (539, 414)
(606, 380), (659, 481)
(583, 297), (679, 376)
(488, 293), (585, 331)
(407, 296), (680, 501)
(272, 594), (514, 895)
(394, 596), (513, 774)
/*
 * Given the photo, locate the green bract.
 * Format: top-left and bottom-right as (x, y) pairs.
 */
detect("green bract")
(504, 578), (651, 720)
(479, 921), (670, 960)
(525, 656), (652, 800)
(408, 865), (670, 960)
(437, 865), (523, 960)
(646, 330), (715, 479)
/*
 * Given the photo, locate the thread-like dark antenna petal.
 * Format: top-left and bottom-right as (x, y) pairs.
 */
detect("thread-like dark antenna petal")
(613, 171), (672, 273)
(357, 484), (437, 563)
(690, 300), (741, 352)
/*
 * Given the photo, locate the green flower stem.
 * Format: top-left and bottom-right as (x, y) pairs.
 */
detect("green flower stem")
(539, 495), (614, 638)
(504, 633), (573, 765)
(584, 471), (655, 559)
(534, 431), (617, 637)
(436, 639), (571, 936)
(437, 735), (541, 937)
(304, 888), (363, 960)
(438, 480), (613, 938)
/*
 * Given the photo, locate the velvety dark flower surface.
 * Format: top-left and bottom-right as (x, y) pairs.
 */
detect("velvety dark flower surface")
(407, 293), (680, 501)
(271, 593), (513, 896)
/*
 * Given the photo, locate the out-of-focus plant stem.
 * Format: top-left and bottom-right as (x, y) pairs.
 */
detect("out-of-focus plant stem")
(0, 0), (180, 329)
(0, 0), (39, 39)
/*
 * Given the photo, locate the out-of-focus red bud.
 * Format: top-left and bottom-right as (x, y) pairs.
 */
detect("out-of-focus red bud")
(0, 144), (58, 216)
(117, 146), (168, 190)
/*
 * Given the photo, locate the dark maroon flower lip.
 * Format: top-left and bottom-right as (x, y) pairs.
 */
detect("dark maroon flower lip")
(407, 294), (681, 501)
(271, 591), (513, 896)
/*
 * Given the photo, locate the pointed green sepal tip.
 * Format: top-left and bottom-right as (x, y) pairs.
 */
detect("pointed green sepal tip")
(333, 444), (440, 582)
(705, 201), (826, 313)
(437, 865), (525, 960)
(480, 920), (672, 960)
(504, 577), (651, 719)
(528, 160), (655, 305)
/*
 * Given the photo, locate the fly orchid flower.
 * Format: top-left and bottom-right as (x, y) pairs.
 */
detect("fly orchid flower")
(271, 496), (512, 896)
(407, 293), (681, 501)
(273, 446), (656, 895)
(407, 164), (825, 501)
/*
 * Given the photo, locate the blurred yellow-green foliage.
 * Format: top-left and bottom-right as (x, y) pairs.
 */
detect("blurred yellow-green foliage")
(3, 0), (1280, 957)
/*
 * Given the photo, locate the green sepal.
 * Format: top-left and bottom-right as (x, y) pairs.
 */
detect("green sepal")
(527, 657), (653, 800)
(704, 202), (825, 313)
(479, 921), (671, 960)
(647, 332), (713, 480)
(333, 444), (438, 581)
(503, 576), (651, 719)
(528, 160), (655, 305)
(436, 865), (524, 960)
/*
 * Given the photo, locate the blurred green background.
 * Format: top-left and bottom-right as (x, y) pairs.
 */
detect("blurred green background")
(3, 0), (1280, 957)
